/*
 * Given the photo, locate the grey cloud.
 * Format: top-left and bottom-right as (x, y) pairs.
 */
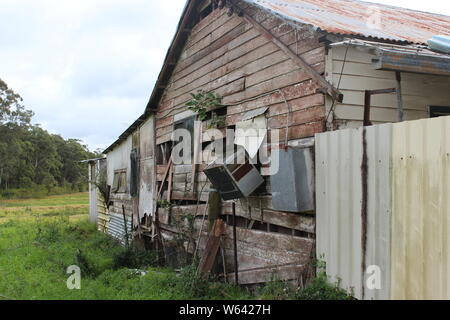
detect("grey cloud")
(0, 0), (186, 151)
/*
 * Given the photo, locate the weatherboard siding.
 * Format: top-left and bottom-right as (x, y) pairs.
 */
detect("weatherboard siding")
(326, 46), (450, 129)
(153, 3), (325, 283)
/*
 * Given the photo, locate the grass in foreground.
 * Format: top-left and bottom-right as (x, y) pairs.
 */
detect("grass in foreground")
(0, 193), (352, 300)
(0, 218), (251, 300)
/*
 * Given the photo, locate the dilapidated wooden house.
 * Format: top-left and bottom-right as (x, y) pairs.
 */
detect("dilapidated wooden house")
(89, 0), (450, 287)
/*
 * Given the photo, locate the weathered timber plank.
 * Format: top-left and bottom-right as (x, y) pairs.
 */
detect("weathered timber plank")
(268, 105), (325, 129)
(167, 69), (245, 102)
(170, 34), (323, 101)
(226, 84), (323, 116)
(269, 121), (325, 142)
(173, 77), (246, 107)
(266, 93), (324, 117)
(169, 43), (277, 97)
(237, 4), (340, 101)
(172, 27), (262, 83)
(156, 133), (172, 145)
(184, 16), (244, 60)
(155, 125), (172, 139)
(198, 219), (225, 274)
(222, 202), (315, 233)
(223, 69), (316, 106)
(172, 19), (318, 87)
(185, 8), (229, 50)
(175, 23), (248, 73)
(197, 224), (314, 272)
(155, 115), (174, 129)
(226, 264), (306, 284)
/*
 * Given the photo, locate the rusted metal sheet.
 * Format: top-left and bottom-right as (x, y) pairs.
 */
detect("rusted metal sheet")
(242, 0), (450, 44)
(391, 116), (450, 300)
(315, 124), (392, 300)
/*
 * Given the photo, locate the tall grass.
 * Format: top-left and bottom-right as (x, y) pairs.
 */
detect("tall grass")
(0, 185), (87, 200)
(0, 194), (352, 300)
(0, 216), (251, 300)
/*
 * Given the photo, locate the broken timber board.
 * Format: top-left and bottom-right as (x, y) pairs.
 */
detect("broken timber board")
(198, 219), (225, 275)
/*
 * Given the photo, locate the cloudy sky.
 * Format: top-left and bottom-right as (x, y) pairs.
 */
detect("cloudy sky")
(1, 0), (449, 151)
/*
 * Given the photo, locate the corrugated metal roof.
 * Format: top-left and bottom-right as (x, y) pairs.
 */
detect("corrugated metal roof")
(331, 39), (449, 57)
(242, 0), (450, 44)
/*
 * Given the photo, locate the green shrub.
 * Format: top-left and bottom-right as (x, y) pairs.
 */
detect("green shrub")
(295, 272), (354, 300)
(257, 276), (296, 300)
(112, 246), (158, 270)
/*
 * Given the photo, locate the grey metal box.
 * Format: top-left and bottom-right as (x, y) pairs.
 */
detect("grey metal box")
(270, 147), (315, 213)
(204, 148), (264, 201)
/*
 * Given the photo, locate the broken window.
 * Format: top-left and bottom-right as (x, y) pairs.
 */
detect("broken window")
(430, 106), (450, 118)
(112, 169), (127, 194)
(156, 141), (173, 165)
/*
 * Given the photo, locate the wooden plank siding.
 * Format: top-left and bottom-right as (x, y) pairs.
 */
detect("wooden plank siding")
(152, 3), (325, 284)
(327, 46), (450, 129)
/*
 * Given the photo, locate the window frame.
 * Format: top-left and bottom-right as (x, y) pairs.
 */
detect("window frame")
(429, 106), (450, 118)
(111, 169), (128, 194)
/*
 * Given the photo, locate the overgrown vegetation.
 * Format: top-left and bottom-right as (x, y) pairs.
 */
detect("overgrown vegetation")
(187, 90), (225, 128)
(0, 194), (251, 300)
(0, 194), (352, 300)
(0, 78), (97, 196)
(257, 262), (354, 300)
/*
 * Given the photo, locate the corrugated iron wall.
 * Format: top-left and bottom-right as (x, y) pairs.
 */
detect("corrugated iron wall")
(391, 117), (450, 300)
(316, 116), (450, 300)
(107, 213), (133, 245)
(315, 124), (391, 300)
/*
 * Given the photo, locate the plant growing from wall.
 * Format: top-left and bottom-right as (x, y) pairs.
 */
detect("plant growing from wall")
(186, 90), (225, 128)
(208, 111), (226, 129)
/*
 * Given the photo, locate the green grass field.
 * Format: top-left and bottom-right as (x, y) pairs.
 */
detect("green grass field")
(0, 193), (351, 300)
(0, 193), (252, 300)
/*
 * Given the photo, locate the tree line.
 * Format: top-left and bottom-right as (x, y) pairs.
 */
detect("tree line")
(0, 78), (98, 195)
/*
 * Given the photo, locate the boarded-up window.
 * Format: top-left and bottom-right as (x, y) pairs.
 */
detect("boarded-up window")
(112, 169), (127, 193)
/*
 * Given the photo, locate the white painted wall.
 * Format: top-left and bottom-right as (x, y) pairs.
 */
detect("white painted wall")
(106, 135), (133, 187)
(325, 45), (450, 129)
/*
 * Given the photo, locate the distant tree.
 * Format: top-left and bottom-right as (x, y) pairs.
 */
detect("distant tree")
(0, 78), (95, 193)
(0, 78), (33, 127)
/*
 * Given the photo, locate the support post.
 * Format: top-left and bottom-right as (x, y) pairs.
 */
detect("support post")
(232, 202), (239, 285)
(395, 72), (404, 122)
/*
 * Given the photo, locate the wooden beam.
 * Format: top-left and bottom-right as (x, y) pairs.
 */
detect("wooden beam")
(198, 219), (225, 275)
(233, 2), (342, 102)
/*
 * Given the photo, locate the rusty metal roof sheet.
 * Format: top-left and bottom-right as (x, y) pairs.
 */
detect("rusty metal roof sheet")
(242, 0), (450, 44)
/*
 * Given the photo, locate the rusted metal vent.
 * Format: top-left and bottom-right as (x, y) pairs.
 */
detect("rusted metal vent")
(270, 147), (315, 213)
(203, 148), (264, 201)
